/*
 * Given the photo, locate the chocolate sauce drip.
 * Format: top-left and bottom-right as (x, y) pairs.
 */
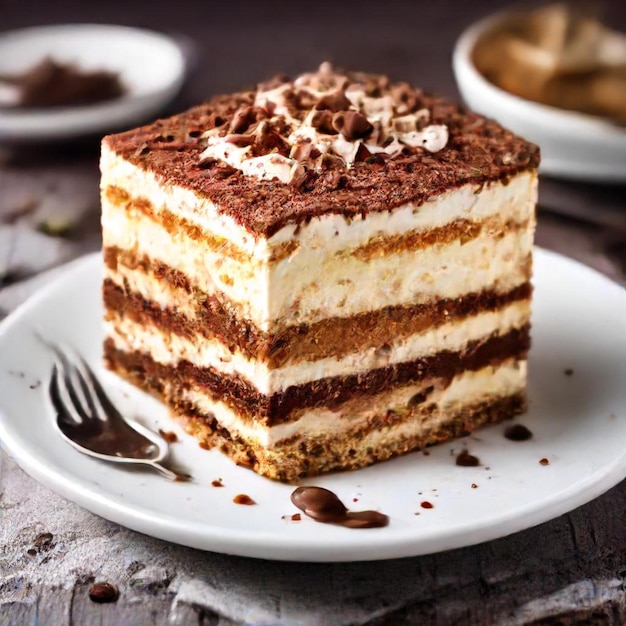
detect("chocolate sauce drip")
(504, 424), (533, 441)
(290, 486), (389, 528)
(456, 450), (480, 466)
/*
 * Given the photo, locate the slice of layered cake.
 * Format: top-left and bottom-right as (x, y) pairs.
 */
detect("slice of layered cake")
(101, 63), (539, 481)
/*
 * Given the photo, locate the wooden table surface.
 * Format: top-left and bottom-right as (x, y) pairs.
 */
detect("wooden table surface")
(1, 1), (625, 624)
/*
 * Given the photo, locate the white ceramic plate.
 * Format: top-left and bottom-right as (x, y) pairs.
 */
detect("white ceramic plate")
(0, 249), (625, 562)
(453, 13), (626, 183)
(0, 24), (185, 141)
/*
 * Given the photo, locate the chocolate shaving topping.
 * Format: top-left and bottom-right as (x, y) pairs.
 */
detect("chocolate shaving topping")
(315, 89), (352, 112)
(310, 109), (337, 134)
(229, 105), (256, 133)
(225, 134), (255, 147)
(196, 63), (456, 183)
(332, 111), (374, 141)
(290, 142), (320, 163)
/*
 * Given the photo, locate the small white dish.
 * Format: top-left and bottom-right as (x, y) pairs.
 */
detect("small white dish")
(0, 249), (626, 562)
(453, 13), (626, 183)
(0, 24), (186, 141)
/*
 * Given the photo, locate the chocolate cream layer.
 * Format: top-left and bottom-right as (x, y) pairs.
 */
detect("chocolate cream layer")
(105, 337), (527, 480)
(107, 339), (526, 481)
(104, 277), (530, 394)
(104, 323), (529, 425)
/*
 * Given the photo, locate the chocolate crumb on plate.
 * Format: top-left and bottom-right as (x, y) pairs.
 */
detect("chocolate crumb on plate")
(539, 457), (550, 466)
(504, 424), (533, 441)
(471, 483), (478, 489)
(456, 449), (480, 466)
(420, 501), (434, 509)
(211, 478), (224, 487)
(88, 582), (119, 604)
(233, 493), (256, 505)
(33, 532), (54, 552)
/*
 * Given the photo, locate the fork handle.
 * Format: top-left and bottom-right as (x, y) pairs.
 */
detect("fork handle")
(147, 461), (190, 482)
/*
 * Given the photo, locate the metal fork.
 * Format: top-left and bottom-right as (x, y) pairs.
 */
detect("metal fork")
(44, 339), (188, 481)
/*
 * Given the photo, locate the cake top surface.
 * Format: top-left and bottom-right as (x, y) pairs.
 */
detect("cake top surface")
(104, 63), (540, 237)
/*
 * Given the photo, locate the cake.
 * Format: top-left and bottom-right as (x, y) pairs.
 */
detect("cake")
(100, 63), (539, 481)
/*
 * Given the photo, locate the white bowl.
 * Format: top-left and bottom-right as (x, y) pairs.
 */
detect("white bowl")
(0, 24), (186, 142)
(453, 13), (626, 183)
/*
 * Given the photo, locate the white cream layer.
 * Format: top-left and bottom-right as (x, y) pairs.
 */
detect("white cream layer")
(103, 200), (532, 330)
(105, 297), (529, 394)
(174, 360), (527, 447)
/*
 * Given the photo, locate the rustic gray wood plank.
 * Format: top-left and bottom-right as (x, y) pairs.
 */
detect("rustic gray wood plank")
(33, 587), (73, 626)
